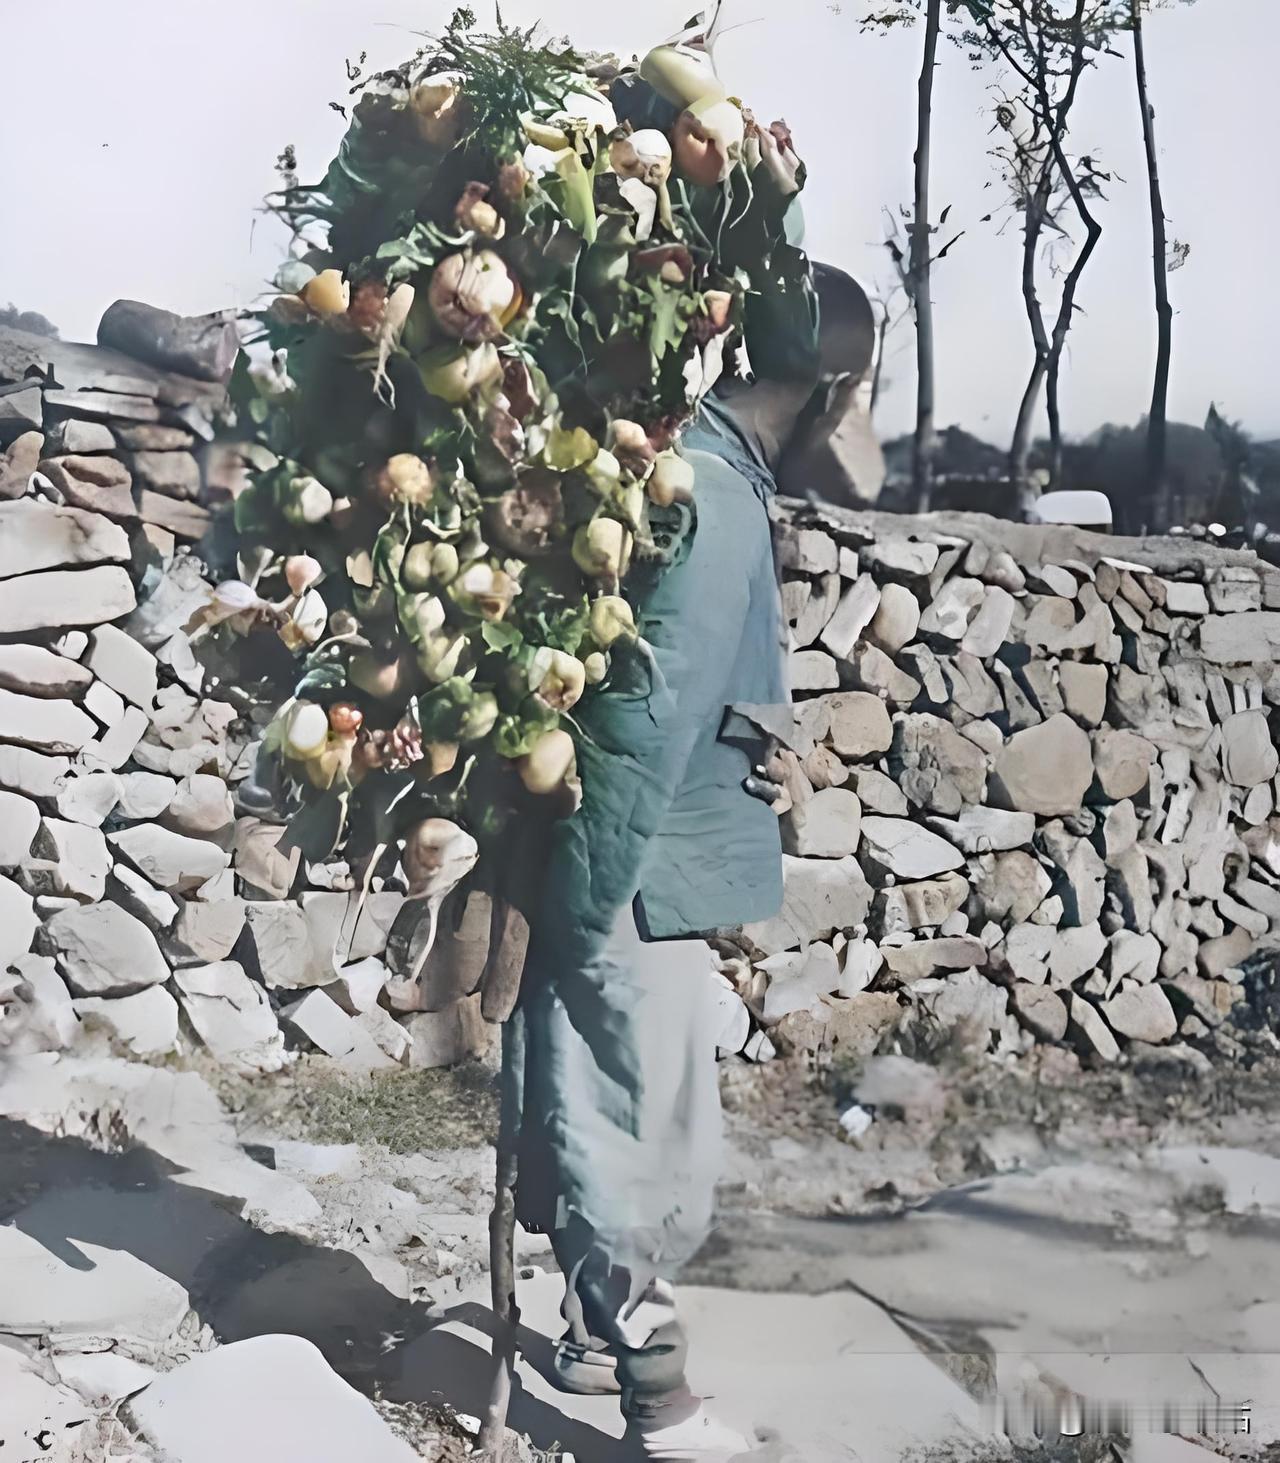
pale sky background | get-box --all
[2,0,1276,445]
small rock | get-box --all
[854,768,909,816]
[283,988,397,1069]
[75,985,180,1057]
[1058,662,1108,726]
[1155,578,1210,615]
[882,935,987,981]
[404,992,492,1068]
[162,773,235,841]
[109,823,230,892]
[1102,983,1177,1043]
[27,817,111,901]
[865,582,921,655]
[44,419,115,455]
[83,705,150,772]
[759,943,841,1020]
[46,901,170,996]
[1002,923,1055,983]
[301,890,405,968]
[1048,922,1107,987]
[325,957,391,1015]
[3,953,78,1051]
[109,863,180,931]
[877,871,969,935]
[167,898,246,966]
[0,643,94,699]
[824,990,904,1056]
[125,449,202,500]
[39,454,135,518]
[776,526,837,574]
[1110,928,1161,983]
[353,1004,412,1065]
[819,575,880,659]
[136,489,211,540]
[853,1054,945,1125]
[0,788,40,867]
[824,691,893,758]
[115,423,198,451]
[1068,994,1120,1062]
[1207,567,1261,614]
[838,1104,874,1138]
[782,787,862,858]
[926,807,1034,854]
[845,641,922,703]
[1093,729,1157,801]
[53,770,122,827]
[918,577,986,639]
[233,817,302,900]
[790,572,841,646]
[243,902,323,988]
[84,678,126,728]
[0,429,45,497]
[890,712,987,815]
[0,874,38,970]
[1010,983,1069,1041]
[84,623,160,709]
[991,713,1095,817]
[115,770,179,820]
[742,854,873,954]
[1221,709,1279,789]
[174,962,286,1073]
[860,816,964,879]
[790,649,839,690]
[1198,926,1254,980]
[865,539,940,577]
[959,585,1016,657]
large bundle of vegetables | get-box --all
[210,6,807,948]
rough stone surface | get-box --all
[0,686,99,755]
[0,874,38,971]
[85,622,160,708]
[109,823,230,892]
[74,984,180,1057]
[1093,729,1157,801]
[0,788,40,868]
[1221,709,1279,789]
[782,787,862,858]
[174,961,286,1073]
[991,714,1095,816]
[1102,983,1178,1043]
[0,643,94,699]
[46,901,169,996]
[859,817,964,879]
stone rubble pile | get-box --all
[4,313,1279,1079]
[715,501,1280,1065]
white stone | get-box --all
[167,898,246,965]
[790,649,840,690]
[1109,929,1161,984]
[115,770,179,820]
[743,855,873,955]
[174,961,286,1073]
[918,577,985,639]
[1048,922,1107,987]
[53,770,122,827]
[865,582,921,655]
[1093,728,1157,801]
[56,630,89,658]
[244,901,325,988]
[84,678,126,728]
[403,992,490,1068]
[865,539,940,577]
[1003,922,1055,983]
[0,744,70,799]
[1102,983,1177,1043]
[0,642,94,698]
[162,772,236,840]
[959,585,1016,657]
[74,985,180,1057]
[300,890,405,968]
[53,1350,157,1408]
[46,902,169,996]
[1058,661,1108,726]
[84,623,159,708]
[0,787,39,866]
[125,1335,420,1463]
[1199,612,1280,666]
[760,942,842,1020]
[110,862,180,930]
[992,714,1095,816]
[0,498,131,578]
[283,988,396,1068]
[1221,710,1279,789]
[1069,994,1120,1062]
[837,938,883,995]
[3,953,78,1051]
[854,768,909,816]
[324,956,390,1015]
[109,823,230,892]
[0,686,98,754]
[878,872,969,935]
[1157,578,1210,615]
[352,1004,412,1065]
[859,816,964,878]
[925,807,1034,854]
[0,874,38,973]
[28,817,111,901]
[776,526,837,574]
[819,575,880,659]
[0,564,136,633]
[824,691,893,758]
[82,704,149,770]
[882,936,987,982]
[782,787,862,857]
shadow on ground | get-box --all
[0,1118,629,1460]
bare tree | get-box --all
[0,304,59,339]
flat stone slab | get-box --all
[127,1335,420,1463]
[0,499,131,578]
[0,565,136,633]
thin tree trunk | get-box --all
[1133,0,1173,532]
[870,308,890,417]
[1010,167,1054,512]
[910,0,942,512]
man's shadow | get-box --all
[0,1118,627,1459]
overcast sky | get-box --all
[2,0,1276,445]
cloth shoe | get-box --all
[552,1330,621,1395]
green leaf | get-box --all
[481,619,524,653]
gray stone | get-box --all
[913,967,1007,1046]
[971,850,1051,923]
[109,863,180,931]
[174,962,286,1074]
[1199,612,1280,666]
[1198,925,1254,980]
[899,642,949,704]
[854,768,909,816]
[44,418,115,455]
[991,714,1095,816]
[74,985,180,1057]
[0,498,131,579]
[109,823,230,892]
[776,526,837,574]
[83,705,150,772]
[46,902,170,996]
[136,489,211,540]
[39,453,135,518]
[3,953,78,1052]
[300,891,406,968]
[1103,983,1177,1043]
[782,786,862,858]
[823,692,893,759]
[403,993,491,1068]
[1017,660,1065,720]
[0,428,44,498]
[960,585,1016,657]
[1003,922,1055,983]
[27,817,111,901]
[865,581,921,655]
[791,571,840,646]
[0,788,39,867]
[759,943,841,1020]
[865,539,939,577]
[918,577,985,639]
[125,449,201,500]
[846,641,922,703]
[282,988,396,1068]
[790,649,839,690]
[1048,922,1107,987]
[877,872,969,935]
[232,817,301,900]
[125,1334,420,1463]
[742,855,873,955]
[84,678,126,729]
[116,770,178,820]
[1027,564,1079,598]
[0,686,98,755]
[963,542,1026,593]
[325,957,391,1015]
[54,770,122,827]
[890,712,986,815]
[800,743,851,790]
[162,773,235,841]
[0,643,93,699]
[167,898,246,966]
[353,1004,412,1065]
[1221,710,1278,788]
[0,564,136,633]
[1103,799,1139,860]
[944,653,1003,718]
[0,386,43,443]
[1108,846,1156,931]
[1058,662,1108,726]
[1243,783,1274,825]
[1010,983,1069,1041]
[1207,567,1262,614]
[1154,578,1209,615]
[1109,929,1161,984]
[1040,823,1106,926]
[123,552,210,648]
[926,807,1034,855]
[859,816,964,879]
[1093,729,1157,801]
[84,623,159,709]
[244,901,323,988]
[0,874,38,971]
[820,574,881,659]
[1068,994,1120,1062]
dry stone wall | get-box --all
[3,319,1279,1077]
[726,500,1280,1065]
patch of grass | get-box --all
[215,1056,499,1153]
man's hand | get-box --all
[743,740,790,812]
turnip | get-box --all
[401,816,481,977]
[589,595,636,647]
[282,475,334,525]
[454,182,505,240]
[518,727,577,794]
[420,631,468,683]
[528,647,586,712]
[299,269,350,319]
[583,651,608,683]
[284,554,322,595]
[609,129,673,184]
[572,519,632,582]
[429,251,519,342]
[672,97,744,186]
[284,701,331,761]
[418,342,504,404]
[639,44,726,110]
[647,451,695,507]
[410,73,464,148]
